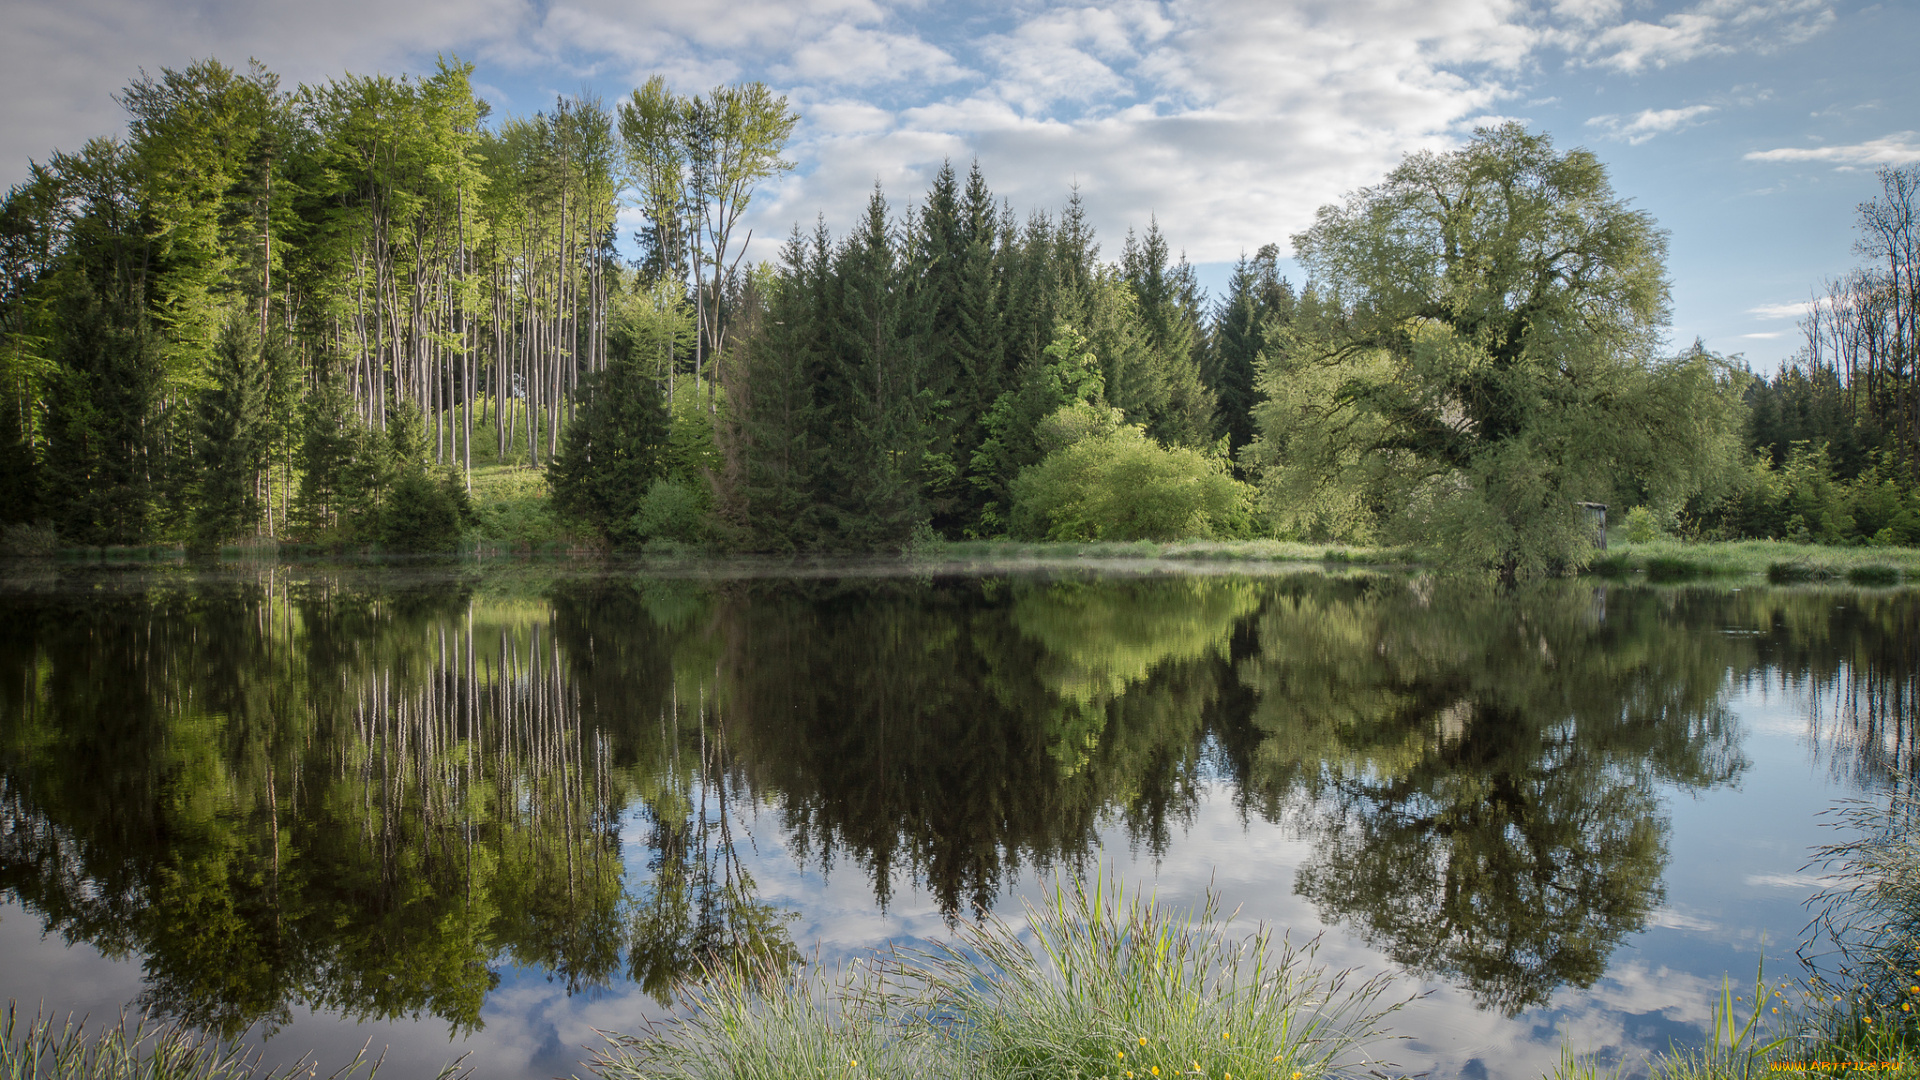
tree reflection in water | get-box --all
[0,567,1907,1037]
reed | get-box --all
[0,1003,468,1080]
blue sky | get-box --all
[4,0,1915,368]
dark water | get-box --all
[0,560,1914,1078]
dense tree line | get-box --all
[0,57,785,551]
[5,56,1907,568]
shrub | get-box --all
[1622,505,1663,543]
[1010,425,1251,542]
[627,477,709,547]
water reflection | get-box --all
[0,567,1912,1042]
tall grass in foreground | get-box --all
[589,875,1406,1080]
[0,1003,470,1080]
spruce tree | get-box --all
[738,228,828,550]
[1121,220,1214,448]
[193,317,273,547]
[549,321,673,545]
[817,186,926,548]
[1208,243,1294,455]
[41,284,163,546]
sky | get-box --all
[3,0,1915,369]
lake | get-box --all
[0,559,1912,1078]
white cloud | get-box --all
[782,25,971,87]
[1745,131,1920,167]
[1740,331,1786,339]
[0,0,526,178]
[1748,300,1812,319]
[1588,104,1716,144]
[0,0,1853,276]
[1567,0,1836,73]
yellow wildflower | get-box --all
[1152,1068,1160,1077]
[1140,1037,1149,1047]
[1119,1051,1126,1060]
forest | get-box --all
[2,57,1918,571]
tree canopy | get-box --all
[1249,124,1746,575]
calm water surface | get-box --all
[0,560,1914,1078]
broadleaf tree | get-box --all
[1250,124,1746,576]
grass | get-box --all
[1585,538,1920,583]
[0,1004,470,1080]
[588,874,1407,1080]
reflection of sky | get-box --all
[0,680,1865,1080]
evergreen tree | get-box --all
[947,162,1007,534]
[737,227,829,550]
[293,374,363,537]
[193,317,273,547]
[549,324,673,545]
[908,162,967,527]
[1120,220,1214,448]
[815,186,926,548]
[41,284,163,546]
[1208,244,1295,456]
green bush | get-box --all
[1009,425,1251,542]
[627,477,710,547]
[1622,505,1663,543]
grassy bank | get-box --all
[1582,537,1920,584]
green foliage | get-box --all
[1256,125,1746,576]
[1708,444,1920,546]
[292,376,364,539]
[630,477,708,546]
[1010,422,1251,542]
[971,320,1108,529]
[1622,505,1664,544]
[40,278,164,546]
